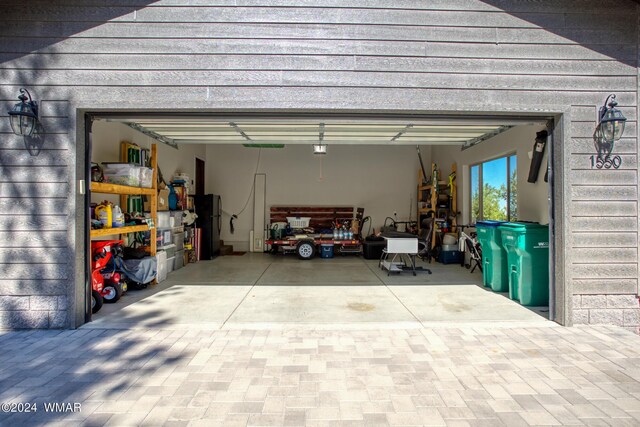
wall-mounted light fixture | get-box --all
[7,88,45,156]
[593,94,627,158]
[313,143,327,155]
[8,88,39,136]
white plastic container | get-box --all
[167,257,175,273]
[139,167,153,188]
[102,163,140,187]
[156,250,167,282]
[157,211,171,229]
[287,216,311,228]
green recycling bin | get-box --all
[475,220,508,292]
[499,222,549,306]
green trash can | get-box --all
[475,220,508,292]
[499,222,549,306]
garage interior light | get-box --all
[313,144,327,155]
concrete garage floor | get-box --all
[89,253,549,330]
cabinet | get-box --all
[417,162,457,249]
[90,144,158,257]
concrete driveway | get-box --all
[1,256,639,425]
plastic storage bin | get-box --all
[156,250,167,282]
[157,212,171,229]
[476,220,508,292]
[499,222,549,306]
[139,167,153,188]
[167,257,175,273]
[320,244,334,258]
[174,249,184,269]
[102,163,140,187]
[172,232,184,251]
[159,243,176,259]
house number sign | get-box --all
[590,155,622,169]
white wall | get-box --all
[432,125,550,225]
[91,121,206,206]
[206,144,432,249]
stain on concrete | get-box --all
[348,302,375,312]
[441,301,471,313]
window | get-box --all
[471,154,517,223]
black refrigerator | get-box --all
[194,194,221,259]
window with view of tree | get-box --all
[471,155,517,223]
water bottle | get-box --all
[333,227,338,240]
[338,228,344,240]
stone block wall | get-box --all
[0,296,67,329]
[572,294,640,334]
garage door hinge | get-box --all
[79,180,86,195]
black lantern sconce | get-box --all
[7,88,45,156]
[8,88,39,136]
[593,94,627,159]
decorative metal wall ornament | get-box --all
[593,94,626,160]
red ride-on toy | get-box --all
[91,240,128,313]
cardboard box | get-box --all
[157,188,170,211]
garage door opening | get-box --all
[82,112,557,329]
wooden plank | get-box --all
[0,86,637,113]
[572,201,637,217]
[0,215,68,231]
[572,232,638,248]
[0,199,68,215]
[0,166,68,182]
[572,248,637,264]
[569,137,636,155]
[90,224,149,237]
[0,118,71,135]
[572,263,638,279]
[571,216,637,232]
[570,170,637,186]
[4,69,635,92]
[3,0,633,14]
[0,150,69,167]
[2,0,632,14]
[571,186,637,201]
[90,181,156,196]
[3,37,636,62]
[2,21,636,47]
[0,183,68,198]
[0,134,70,151]
[150,143,157,257]
[571,121,636,138]
[0,248,71,262]
[0,231,68,248]
[573,279,638,295]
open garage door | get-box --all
[84,112,558,329]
